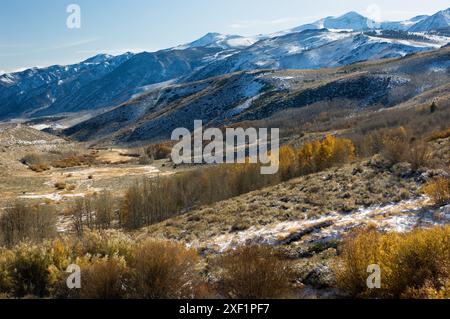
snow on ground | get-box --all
[61,165,164,179]
[201,197,450,252]
[225,93,263,117]
[30,123,68,131]
[226,36,259,48]
[366,36,443,49]
[19,192,85,201]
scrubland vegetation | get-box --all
[216,245,295,299]
[0,93,449,299]
[0,224,448,299]
[422,177,450,205]
[0,231,295,299]
[120,135,355,229]
[336,226,450,299]
[20,148,98,172]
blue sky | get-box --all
[1,0,449,73]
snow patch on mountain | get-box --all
[176,32,261,50]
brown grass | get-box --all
[427,128,450,142]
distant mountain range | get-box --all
[0,8,449,138]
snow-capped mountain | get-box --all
[0,46,225,118]
[185,28,448,82]
[176,32,261,50]
[0,52,134,118]
[409,8,450,32]
[380,15,429,31]
[63,45,450,144]
[0,8,449,121]
[323,11,376,31]
[288,10,449,34]
[288,11,376,33]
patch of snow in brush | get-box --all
[227,93,263,116]
[31,123,68,131]
[430,67,446,73]
[143,165,162,174]
[31,124,50,130]
[366,36,441,48]
[15,139,49,145]
[202,197,450,252]
[19,193,85,201]
[273,76,295,80]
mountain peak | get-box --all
[341,11,365,18]
[177,32,259,50]
[83,54,113,64]
[323,11,374,31]
[187,32,228,48]
[409,7,450,32]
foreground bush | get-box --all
[0,233,209,299]
[129,240,200,299]
[216,245,294,299]
[79,255,129,299]
[8,244,56,298]
[422,177,450,205]
[336,226,450,298]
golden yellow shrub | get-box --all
[336,226,450,299]
[422,177,450,205]
[298,135,355,174]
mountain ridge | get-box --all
[1,8,449,124]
